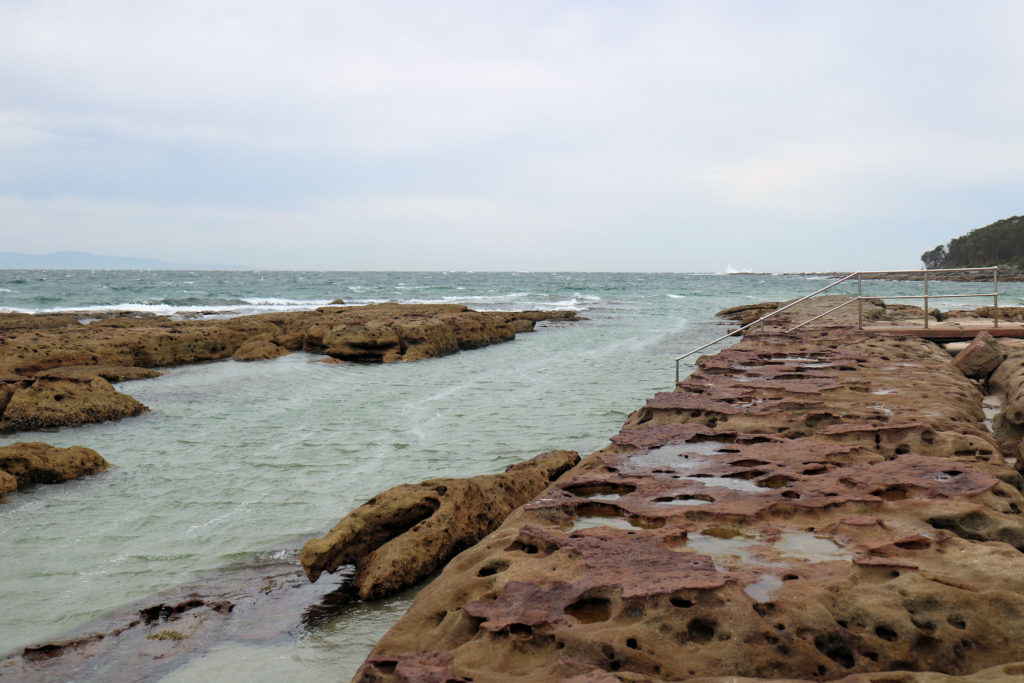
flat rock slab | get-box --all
[356,327,1024,681]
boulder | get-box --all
[329,298,345,305]
[301,450,580,599]
[952,331,1005,379]
[0,377,147,432]
[231,340,290,362]
[0,442,110,489]
[0,469,15,495]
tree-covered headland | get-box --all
[922,215,1024,269]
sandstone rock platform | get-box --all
[355,301,1024,681]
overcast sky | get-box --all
[1,1,1021,271]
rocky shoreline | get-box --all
[0,304,579,434]
[1,450,580,681]
[349,298,1024,681]
[11,297,1024,680]
[0,302,583,677]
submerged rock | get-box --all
[1,540,350,681]
[0,442,110,491]
[301,450,580,600]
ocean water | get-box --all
[0,270,1018,680]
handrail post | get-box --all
[994,267,1000,328]
[857,273,863,330]
[923,272,929,329]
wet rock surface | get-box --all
[0,544,355,681]
[0,452,581,679]
[357,311,1024,680]
[0,442,110,494]
[301,450,580,599]
[0,305,578,432]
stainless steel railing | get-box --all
[674,266,999,384]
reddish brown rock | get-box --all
[301,450,580,600]
[952,331,1004,379]
[0,442,110,489]
[358,322,1024,681]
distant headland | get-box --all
[921,215,1024,270]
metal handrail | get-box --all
[674,266,1000,384]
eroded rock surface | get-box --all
[357,324,1024,681]
[301,450,580,599]
[0,305,578,431]
[0,442,110,492]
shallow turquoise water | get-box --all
[1,271,1019,679]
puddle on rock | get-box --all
[630,442,734,471]
[687,534,758,562]
[575,492,622,501]
[872,388,896,395]
[676,531,851,566]
[689,475,764,493]
[652,495,713,507]
[566,515,661,532]
[774,533,851,561]
[744,574,784,603]
[982,395,1003,435]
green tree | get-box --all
[920,244,947,269]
